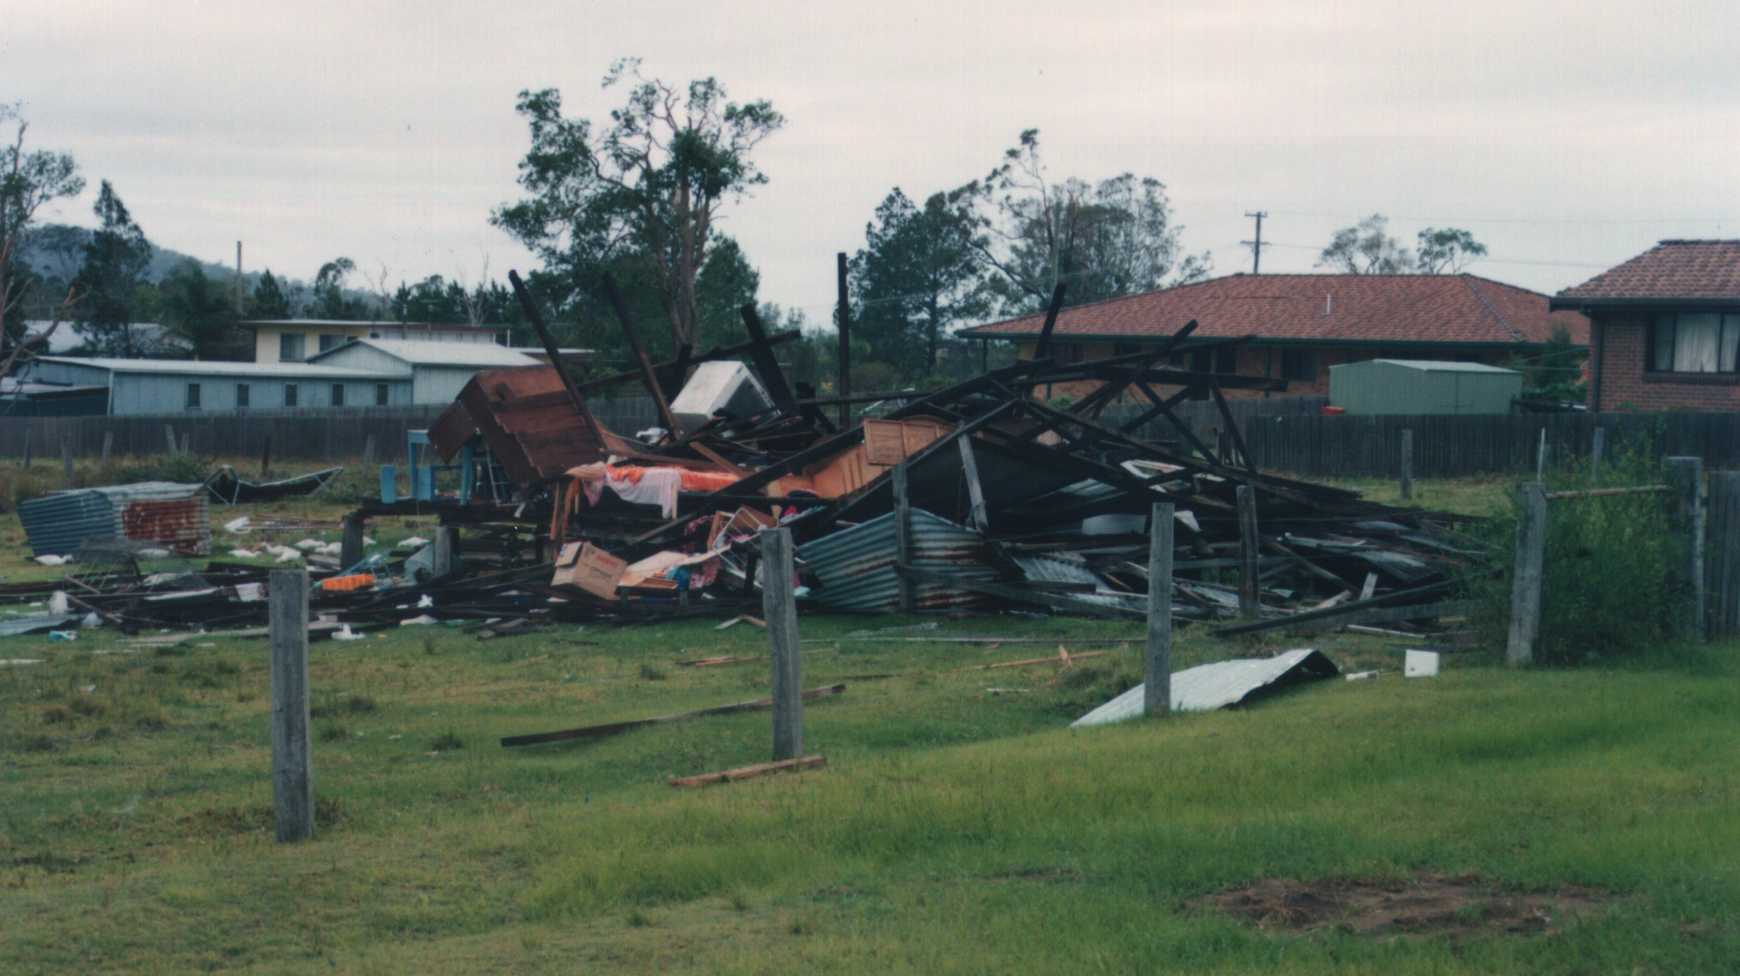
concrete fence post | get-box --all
[1506,482,1548,667]
[760,527,803,761]
[1665,457,1705,640]
[269,569,314,842]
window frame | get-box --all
[1280,348,1315,382]
[284,383,299,408]
[235,383,250,410]
[279,333,306,363]
[375,383,390,406]
[331,383,346,407]
[185,382,201,410]
[1647,311,1740,375]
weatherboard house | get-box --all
[18,339,537,416]
[961,273,1588,400]
[1550,240,1740,412]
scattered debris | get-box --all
[500,684,847,747]
[1194,874,1612,938]
[1404,650,1441,678]
[670,754,827,788]
[1071,648,1339,727]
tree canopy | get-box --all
[159,259,235,358]
[850,188,986,378]
[72,180,152,355]
[1,103,84,356]
[492,58,784,351]
[1318,214,1488,274]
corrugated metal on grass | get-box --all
[797,508,999,611]
[19,482,209,556]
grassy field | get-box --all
[4,474,1737,973]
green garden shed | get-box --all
[1328,359,1522,415]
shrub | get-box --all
[1464,447,1688,665]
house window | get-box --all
[1280,349,1315,382]
[185,383,201,410]
[279,333,306,362]
[236,383,250,409]
[1650,312,1740,373]
[284,383,299,407]
[331,384,346,407]
[318,333,343,353]
[375,383,390,406]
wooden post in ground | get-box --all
[1236,484,1260,618]
[760,527,803,761]
[892,461,916,613]
[433,526,457,577]
[1590,426,1605,482]
[165,424,178,457]
[61,438,74,486]
[957,436,989,532]
[1506,482,1548,667]
[1535,427,1547,485]
[1665,456,1705,640]
[1144,502,1175,717]
[260,434,272,477]
[340,515,364,570]
[362,433,377,465]
[835,252,851,429]
[269,569,313,843]
[99,430,113,467]
[1399,428,1414,501]
[21,427,31,467]
[181,431,191,456]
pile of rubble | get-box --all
[1,278,1487,642]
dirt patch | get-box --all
[1196,873,1612,939]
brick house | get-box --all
[961,273,1588,400]
[1550,240,1740,412]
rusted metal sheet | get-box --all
[19,482,209,556]
[119,498,209,554]
[797,508,998,611]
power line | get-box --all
[1240,210,1268,274]
[1265,209,1736,228]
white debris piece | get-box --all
[295,539,324,552]
[396,536,429,550]
[34,555,69,566]
[234,583,263,603]
[48,591,70,614]
[228,549,259,559]
[1404,650,1441,678]
[334,624,365,641]
[275,549,303,563]
[399,614,439,626]
[1072,648,1340,728]
[318,542,342,557]
[136,548,170,559]
[223,516,252,533]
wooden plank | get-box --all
[1506,483,1547,666]
[1145,502,1174,717]
[269,569,313,843]
[340,515,364,570]
[761,527,804,761]
[500,685,847,747]
[670,754,826,788]
[892,462,917,613]
[600,273,681,434]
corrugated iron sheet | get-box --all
[1070,648,1340,728]
[797,508,1000,611]
[19,482,208,556]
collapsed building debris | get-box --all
[4,275,1488,641]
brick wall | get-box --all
[1594,313,1740,412]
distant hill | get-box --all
[20,223,251,286]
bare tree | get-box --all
[1,103,85,354]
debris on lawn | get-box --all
[499,683,848,747]
[1071,648,1340,727]
[1404,650,1442,678]
[1194,873,1613,938]
[669,754,827,788]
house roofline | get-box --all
[1548,296,1740,311]
[961,333,1584,351]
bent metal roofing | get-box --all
[31,356,399,379]
[1553,240,1740,304]
[962,273,1587,347]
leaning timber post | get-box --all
[99,430,113,467]
[1590,426,1605,483]
[269,569,314,843]
[165,424,178,457]
[61,438,74,486]
[1144,502,1175,717]
[835,251,852,429]
[892,461,917,614]
[340,515,364,570]
[1665,457,1705,640]
[1236,484,1260,618]
[433,525,458,578]
[1506,482,1548,667]
[957,436,990,532]
[1535,427,1547,485]
[1399,428,1414,501]
[760,527,803,761]
[181,431,191,457]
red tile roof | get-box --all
[1554,240,1740,304]
[962,273,1588,347]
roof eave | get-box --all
[1549,296,1740,311]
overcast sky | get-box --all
[8,0,1738,323]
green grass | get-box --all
[2,594,1737,973]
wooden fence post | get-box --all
[1665,457,1705,640]
[892,461,916,613]
[269,569,313,843]
[433,526,457,577]
[20,427,31,467]
[164,424,178,456]
[1399,428,1414,501]
[362,433,377,466]
[1590,427,1605,482]
[1506,483,1548,667]
[1236,484,1259,618]
[1145,502,1174,717]
[61,439,74,486]
[760,527,804,760]
[1707,472,1740,639]
[99,430,113,467]
[340,516,364,570]
[1535,427,1547,485]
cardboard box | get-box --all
[552,541,627,601]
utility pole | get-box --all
[235,241,244,315]
[1241,211,1268,274]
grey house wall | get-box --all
[110,375,413,414]
[312,345,481,405]
[27,360,111,387]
